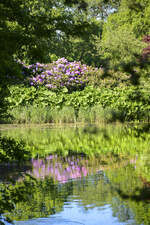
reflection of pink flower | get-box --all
[57,173,62,181]
[46,155,53,160]
[82,167,88,176]
[33,168,40,178]
[70,161,74,166]
[66,167,71,172]
[30,155,99,183]
[50,167,54,174]
[38,159,43,167]
[41,164,46,173]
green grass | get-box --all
[7,105,125,124]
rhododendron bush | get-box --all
[25,58,94,92]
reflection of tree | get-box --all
[0,131,30,223]
[126,123,150,139]
[0,136,31,162]
[6,155,101,220]
[0,135,32,224]
[0,163,32,181]
[0,175,37,224]
[116,186,150,202]
[111,197,133,223]
[1,125,149,159]
[7,170,115,221]
[106,165,150,225]
[7,176,73,221]
[111,190,150,225]
[72,172,114,209]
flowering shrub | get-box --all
[18,61,46,77]
[29,58,90,91]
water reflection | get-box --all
[29,156,101,183]
[0,124,150,225]
[0,124,149,160]
[0,155,150,225]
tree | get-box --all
[0,0,94,119]
[47,17,103,67]
[0,0,93,75]
[96,0,150,71]
[97,25,145,70]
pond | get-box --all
[0,124,150,225]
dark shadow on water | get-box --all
[0,163,32,182]
[116,186,150,202]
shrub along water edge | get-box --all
[6,85,150,124]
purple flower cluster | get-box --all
[29,58,89,91]
[17,60,47,80]
[27,62,46,74]
[25,62,46,77]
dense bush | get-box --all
[25,58,92,92]
[17,58,136,91]
[6,85,150,123]
[4,58,150,124]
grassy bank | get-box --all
[4,85,150,124]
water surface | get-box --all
[0,124,150,225]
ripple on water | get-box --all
[14,218,85,225]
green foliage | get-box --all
[1,0,150,123]
[0,85,10,123]
[0,136,31,162]
[97,25,145,71]
[6,85,150,123]
[119,0,150,37]
[96,0,150,76]
[0,175,38,224]
[47,19,103,67]
[0,0,94,79]
[1,175,72,222]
